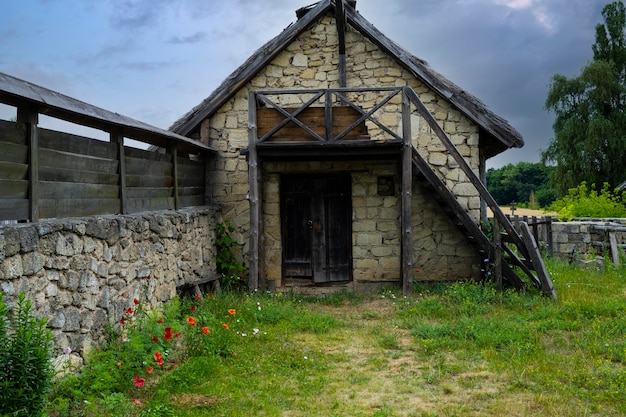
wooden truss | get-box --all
[246,86,556,299]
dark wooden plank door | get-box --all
[281,175,352,283]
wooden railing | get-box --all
[248,86,555,297]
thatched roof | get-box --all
[170,0,523,156]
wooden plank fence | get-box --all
[0,119,207,222]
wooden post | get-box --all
[248,91,260,290]
[401,88,413,296]
[546,216,553,256]
[531,216,539,243]
[519,222,556,299]
[335,0,347,88]
[110,130,127,214]
[170,144,180,210]
[494,219,502,293]
[609,231,620,267]
[17,107,38,222]
[325,90,333,140]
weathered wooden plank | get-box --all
[0,179,28,199]
[39,181,120,199]
[171,145,179,210]
[19,107,39,222]
[39,166,118,185]
[401,89,413,296]
[0,199,29,221]
[126,187,172,199]
[494,219,502,292]
[177,160,205,178]
[0,141,28,164]
[0,161,29,180]
[125,197,175,213]
[125,156,172,176]
[125,146,173,162]
[257,107,368,141]
[39,128,117,159]
[39,198,120,219]
[609,231,621,267]
[519,222,556,299]
[248,90,260,290]
[126,174,173,188]
[40,148,118,174]
[0,120,26,145]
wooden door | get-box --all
[281,175,352,283]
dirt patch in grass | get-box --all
[293,298,510,416]
[172,393,220,408]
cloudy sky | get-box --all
[0,0,608,167]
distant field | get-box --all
[489,206,557,217]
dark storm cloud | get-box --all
[354,0,606,166]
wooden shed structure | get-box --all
[171,0,554,296]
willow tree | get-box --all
[543,0,626,196]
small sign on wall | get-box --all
[377,176,395,196]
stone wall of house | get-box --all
[263,160,404,289]
[199,12,483,283]
[0,207,219,365]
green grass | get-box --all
[47,258,626,416]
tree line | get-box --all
[488,1,626,213]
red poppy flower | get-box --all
[222,323,229,329]
[175,332,181,338]
[157,357,164,366]
[190,305,197,312]
[156,318,164,324]
[146,366,153,374]
[187,317,197,326]
[133,298,140,305]
[133,376,145,387]
[153,351,162,362]
[202,326,209,334]
[195,295,202,300]
[126,308,134,314]
[152,336,159,342]
[228,309,236,316]
[209,293,214,298]
[120,318,126,325]
[163,328,173,341]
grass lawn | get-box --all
[47,257,626,416]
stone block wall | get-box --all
[0,207,218,364]
[550,219,626,259]
[502,217,626,260]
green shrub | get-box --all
[215,220,248,290]
[0,293,53,417]
[549,181,626,219]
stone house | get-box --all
[170,0,529,294]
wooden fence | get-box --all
[0,119,206,222]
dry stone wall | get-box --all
[199,12,484,284]
[0,207,218,365]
